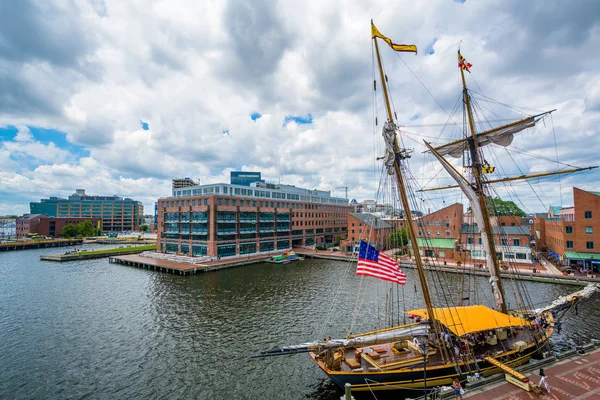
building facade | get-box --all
[543,188,600,270]
[157,180,351,258]
[30,189,143,232]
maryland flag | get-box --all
[458,50,472,72]
[371,23,417,54]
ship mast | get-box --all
[458,53,508,313]
[372,28,437,324]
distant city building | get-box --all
[157,173,351,257]
[30,189,143,232]
[15,214,43,238]
[230,171,264,187]
[172,178,198,190]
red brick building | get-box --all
[341,213,395,253]
[16,214,101,238]
[16,214,44,238]
[544,188,600,270]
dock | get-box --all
[0,239,83,252]
[41,245,156,262]
[109,252,281,275]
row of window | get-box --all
[162,198,348,211]
[565,226,595,234]
[566,241,595,249]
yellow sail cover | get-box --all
[407,305,532,337]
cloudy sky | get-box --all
[1,0,599,216]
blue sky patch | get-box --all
[454,0,466,3]
[140,120,149,130]
[425,38,438,55]
[409,113,421,121]
[283,113,313,126]
[0,125,90,159]
[250,112,262,121]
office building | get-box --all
[30,189,143,232]
[157,175,351,257]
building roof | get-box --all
[460,224,529,236]
[17,214,43,221]
[564,251,600,260]
[533,212,547,218]
[550,206,561,216]
[416,238,457,249]
[350,213,392,229]
[590,191,600,197]
[407,305,532,337]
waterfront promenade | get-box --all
[464,346,600,399]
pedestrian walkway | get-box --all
[465,347,600,399]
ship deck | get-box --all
[337,325,550,373]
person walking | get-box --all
[539,368,550,393]
[452,377,463,399]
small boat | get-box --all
[266,251,304,264]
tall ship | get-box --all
[255,22,599,395]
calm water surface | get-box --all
[1,246,599,400]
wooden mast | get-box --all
[459,54,508,313]
[372,26,437,326]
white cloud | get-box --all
[0,0,599,216]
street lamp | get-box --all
[420,341,428,399]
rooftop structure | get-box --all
[172,178,198,190]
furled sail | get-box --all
[253,323,428,358]
[534,283,600,315]
[423,141,506,311]
[433,111,553,158]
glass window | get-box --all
[501,238,508,246]
[218,199,222,205]
[467,237,473,244]
[566,226,573,234]
[204,199,208,205]
[584,211,592,219]
[586,241,594,249]
[446,231,450,236]
[436,231,440,236]
[513,238,521,246]
[232,200,236,206]
[566,240,574,248]
[585,226,593,234]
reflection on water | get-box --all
[1,247,598,400]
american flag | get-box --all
[356,241,406,285]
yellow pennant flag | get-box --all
[371,23,417,54]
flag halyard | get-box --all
[356,241,406,285]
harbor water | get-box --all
[1,245,599,399]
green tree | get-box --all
[140,224,149,232]
[78,220,96,237]
[388,228,409,250]
[468,196,526,217]
[60,223,79,238]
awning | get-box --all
[416,238,457,249]
[407,305,532,337]
[564,251,600,260]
